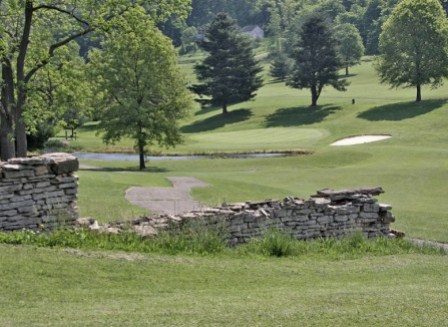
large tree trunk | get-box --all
[416,84,422,102]
[311,86,319,107]
[138,139,146,170]
[137,121,146,170]
[1,61,16,160]
[15,94,27,157]
[0,116,15,161]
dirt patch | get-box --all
[62,249,148,261]
[125,177,209,215]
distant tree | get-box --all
[270,51,291,81]
[192,13,263,114]
[335,23,365,76]
[287,15,348,106]
[180,26,199,54]
[267,5,283,52]
[90,8,192,170]
[441,0,448,14]
[375,0,448,102]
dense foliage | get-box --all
[90,8,192,170]
[0,0,190,160]
[192,13,263,114]
[375,0,448,102]
[287,15,348,106]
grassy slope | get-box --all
[5,53,448,326]
[73,59,448,242]
[1,245,448,326]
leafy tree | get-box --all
[287,14,348,106]
[335,23,365,76]
[180,26,199,54]
[192,13,263,114]
[25,43,92,147]
[90,7,192,170]
[375,0,448,102]
[0,0,190,161]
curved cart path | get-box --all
[125,177,209,215]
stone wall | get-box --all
[0,153,79,231]
[93,187,396,244]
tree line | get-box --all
[192,0,448,111]
[1,0,448,168]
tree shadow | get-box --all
[181,109,253,133]
[78,122,100,132]
[194,104,222,116]
[265,105,341,127]
[358,99,446,121]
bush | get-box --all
[44,139,71,152]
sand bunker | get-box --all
[331,135,391,146]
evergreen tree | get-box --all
[287,15,348,107]
[270,51,291,81]
[192,13,263,114]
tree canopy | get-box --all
[287,14,348,106]
[375,0,448,102]
[192,13,263,114]
[0,0,190,160]
[334,23,364,76]
[90,7,192,170]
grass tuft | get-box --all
[0,227,444,259]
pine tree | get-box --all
[287,14,348,107]
[192,13,263,115]
[269,51,290,81]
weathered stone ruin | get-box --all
[0,153,79,231]
[85,186,396,244]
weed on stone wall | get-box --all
[0,227,445,259]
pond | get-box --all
[73,151,306,161]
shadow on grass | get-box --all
[265,105,341,127]
[194,104,222,116]
[181,109,253,133]
[78,122,100,132]
[358,99,446,121]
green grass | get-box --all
[1,243,448,326]
[51,58,448,242]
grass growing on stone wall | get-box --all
[0,228,443,258]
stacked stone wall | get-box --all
[0,153,79,231]
[96,187,396,244]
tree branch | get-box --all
[33,5,90,26]
[24,27,92,83]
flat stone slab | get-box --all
[125,177,209,215]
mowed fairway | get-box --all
[74,58,448,242]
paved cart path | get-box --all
[125,177,209,215]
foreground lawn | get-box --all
[1,244,447,326]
